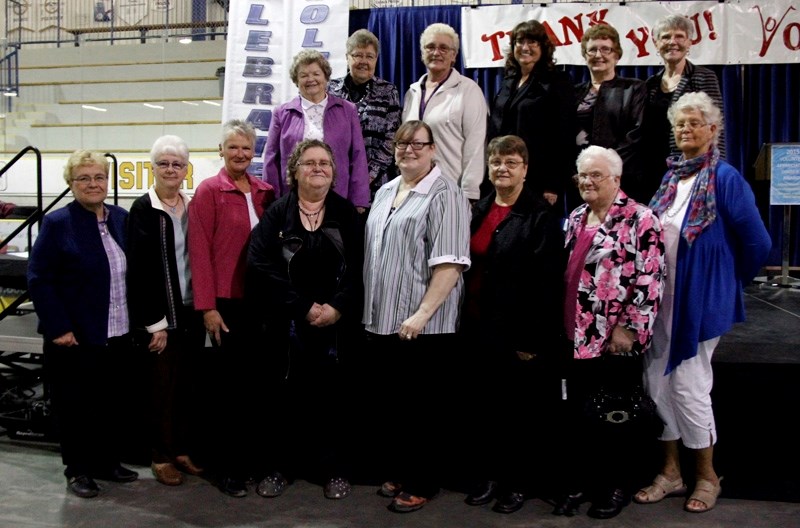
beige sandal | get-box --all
[685,478,721,513]
[633,474,688,504]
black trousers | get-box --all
[43,335,135,478]
[361,332,459,499]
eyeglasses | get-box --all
[514,39,540,49]
[489,159,524,170]
[573,171,611,184]
[395,141,433,151]
[349,52,377,61]
[297,160,333,169]
[72,175,108,185]
[585,46,615,56]
[673,120,709,131]
[155,161,187,171]
[424,43,453,54]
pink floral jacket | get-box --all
[565,190,665,359]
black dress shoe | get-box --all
[465,480,498,506]
[492,491,525,514]
[587,488,630,519]
[552,491,585,516]
[67,475,99,498]
[93,465,138,483]
[220,476,248,498]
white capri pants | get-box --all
[644,307,720,450]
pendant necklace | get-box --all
[159,195,180,214]
[299,203,324,231]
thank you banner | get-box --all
[462,1,800,68]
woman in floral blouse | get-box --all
[554,145,665,520]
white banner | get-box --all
[462,1,800,68]
[222,0,349,178]
[0,156,225,198]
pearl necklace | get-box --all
[664,178,695,220]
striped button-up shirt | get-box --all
[363,165,471,335]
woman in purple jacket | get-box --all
[263,49,370,210]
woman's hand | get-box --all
[398,312,428,340]
[608,325,636,355]
[52,332,78,347]
[203,309,228,344]
[148,330,168,354]
[309,303,341,327]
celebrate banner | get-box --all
[222,0,349,177]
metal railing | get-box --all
[3,0,229,48]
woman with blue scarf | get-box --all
[634,92,771,513]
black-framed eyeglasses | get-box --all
[395,141,433,151]
[155,161,187,171]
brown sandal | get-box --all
[685,478,721,513]
[634,474,687,504]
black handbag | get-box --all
[583,383,657,425]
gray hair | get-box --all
[150,135,189,165]
[420,23,459,55]
[221,119,256,148]
[346,29,380,56]
[667,91,722,137]
[289,49,332,85]
[576,145,623,178]
[652,14,694,41]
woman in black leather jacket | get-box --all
[247,139,363,502]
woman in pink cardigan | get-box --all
[188,118,274,498]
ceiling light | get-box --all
[81,105,107,112]
[144,103,165,109]
[3,90,17,97]
[179,36,192,44]
[202,100,221,106]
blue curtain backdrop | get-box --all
[349,6,800,267]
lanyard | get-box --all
[419,69,452,119]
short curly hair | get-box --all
[289,49,332,85]
[63,150,109,184]
[580,24,623,59]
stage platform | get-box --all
[0,282,798,504]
